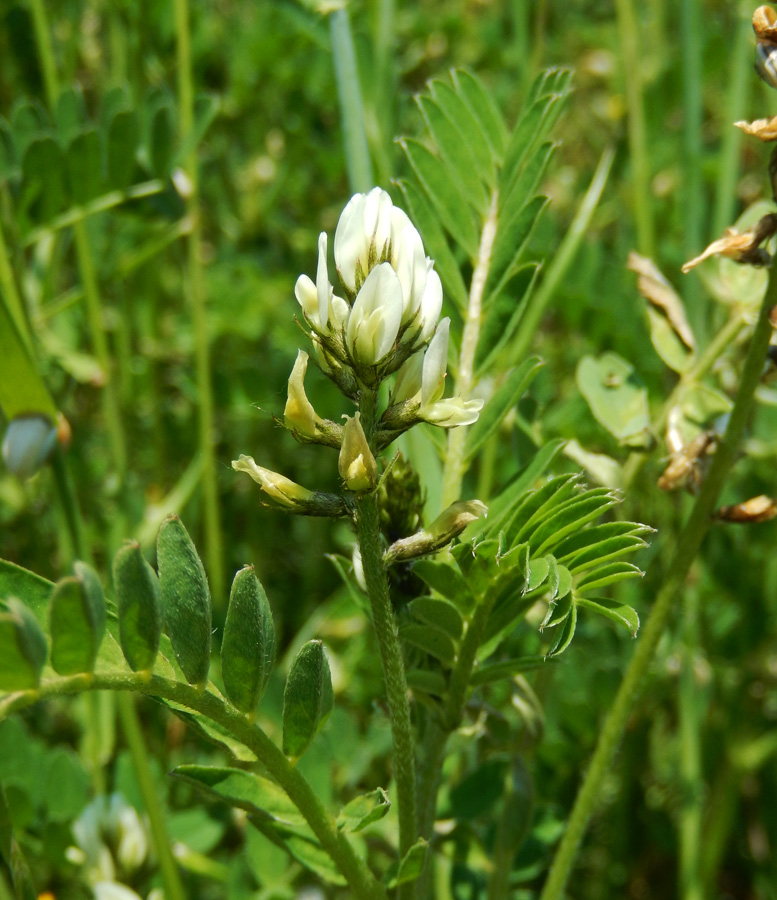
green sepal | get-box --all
[221,565,275,713]
[156,514,211,685]
[49,563,106,675]
[113,541,162,673]
[282,640,334,759]
[385,838,428,888]
[0,598,47,691]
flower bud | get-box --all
[233,455,315,507]
[284,350,322,438]
[345,263,404,365]
[338,412,378,492]
[2,414,59,479]
[384,500,488,565]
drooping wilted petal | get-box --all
[284,350,321,437]
[232,455,315,507]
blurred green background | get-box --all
[1,1,777,898]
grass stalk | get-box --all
[539,260,777,900]
[615,0,655,258]
[27,0,59,110]
[0,215,31,349]
[510,144,614,368]
[174,0,225,604]
[330,8,374,193]
[116,693,187,900]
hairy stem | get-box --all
[441,191,499,507]
[539,264,777,900]
[0,673,385,900]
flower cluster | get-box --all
[232,187,485,556]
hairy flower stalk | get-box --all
[232,186,486,867]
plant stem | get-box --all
[1,673,386,900]
[28,0,59,110]
[441,192,499,507]
[510,144,614,368]
[174,0,225,605]
[539,263,777,900]
[354,391,417,860]
[0,214,31,349]
[73,219,128,481]
[615,0,655,258]
[331,8,374,193]
[117,693,187,900]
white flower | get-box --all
[338,412,378,492]
[345,263,404,365]
[334,188,394,292]
[295,232,335,330]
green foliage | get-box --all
[112,541,163,673]
[157,514,212,685]
[221,565,276,713]
[0,598,47,691]
[49,563,106,675]
[282,640,334,759]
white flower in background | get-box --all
[232,455,315,507]
[393,318,484,427]
[338,412,378,491]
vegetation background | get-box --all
[1,1,776,898]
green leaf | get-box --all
[66,128,103,206]
[465,357,544,461]
[416,94,489,214]
[646,305,695,374]
[481,439,566,538]
[506,474,582,545]
[576,352,651,447]
[450,538,501,597]
[148,98,174,177]
[540,590,573,630]
[475,263,540,375]
[156,514,211,685]
[249,816,346,886]
[406,668,447,696]
[553,521,654,560]
[174,93,220,166]
[428,79,495,185]
[396,178,469,311]
[526,556,550,591]
[0,598,47,691]
[531,490,621,556]
[337,788,390,833]
[385,838,428,889]
[400,623,456,665]
[576,562,644,593]
[411,559,475,613]
[470,655,554,685]
[49,567,106,675]
[486,194,548,301]
[282,641,334,758]
[562,534,649,574]
[408,596,464,639]
[546,601,577,657]
[498,141,556,243]
[10,98,48,157]
[107,108,140,190]
[221,565,275,713]
[20,136,67,224]
[577,596,640,637]
[173,765,307,829]
[399,137,479,258]
[452,69,507,158]
[113,541,162,673]
[0,783,11,865]
[0,117,16,181]
[55,86,86,145]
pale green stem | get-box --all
[539,264,777,900]
[28,0,59,110]
[712,2,752,238]
[441,192,499,507]
[0,673,386,900]
[678,591,704,900]
[331,8,374,193]
[73,218,127,479]
[615,0,655,258]
[510,144,614,368]
[174,0,225,604]
[117,693,187,900]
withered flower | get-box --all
[681,214,777,272]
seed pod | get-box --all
[49,563,106,675]
[221,566,275,713]
[156,515,211,685]
[282,640,334,759]
[0,597,48,691]
[113,541,162,673]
